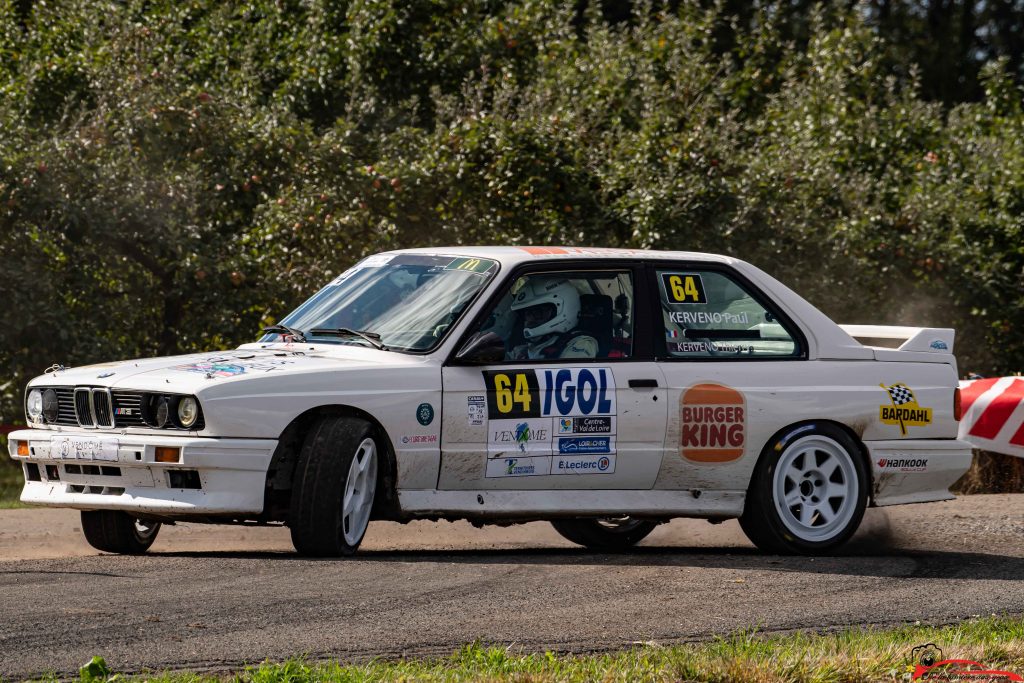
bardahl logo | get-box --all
[879,383,933,436]
[680,383,745,463]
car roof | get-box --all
[387,246,739,268]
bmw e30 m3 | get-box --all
[8,247,973,556]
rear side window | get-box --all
[657,269,800,359]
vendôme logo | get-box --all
[680,383,745,463]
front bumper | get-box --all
[7,428,276,516]
[867,438,973,506]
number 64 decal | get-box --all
[661,273,707,304]
[483,370,540,418]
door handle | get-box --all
[628,379,659,388]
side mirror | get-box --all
[455,331,506,364]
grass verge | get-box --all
[29,616,1024,683]
[0,445,25,508]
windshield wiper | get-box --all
[261,324,307,342]
[309,327,386,350]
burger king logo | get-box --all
[680,383,746,463]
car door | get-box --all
[439,262,667,490]
[647,263,811,493]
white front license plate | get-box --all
[52,436,119,462]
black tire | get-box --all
[551,517,658,551]
[289,416,379,557]
[80,511,160,554]
[740,423,868,555]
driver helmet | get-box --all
[510,278,582,341]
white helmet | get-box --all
[511,278,581,340]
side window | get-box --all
[477,271,634,361]
[657,269,799,358]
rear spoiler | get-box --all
[838,325,955,354]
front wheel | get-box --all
[740,424,867,555]
[80,511,161,554]
[551,516,658,550]
[289,416,379,557]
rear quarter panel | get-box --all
[654,358,960,491]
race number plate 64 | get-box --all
[483,368,616,420]
[51,435,119,462]
[661,273,707,304]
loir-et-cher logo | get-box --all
[680,383,745,463]
[909,642,1023,681]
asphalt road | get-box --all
[1,494,1023,680]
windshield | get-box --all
[264,253,499,352]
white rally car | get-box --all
[8,247,973,556]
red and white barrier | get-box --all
[958,377,1024,459]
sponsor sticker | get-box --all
[485,456,552,478]
[327,268,357,286]
[557,436,613,454]
[400,434,439,445]
[416,403,435,426]
[173,357,294,376]
[488,418,553,457]
[671,341,753,354]
[557,416,614,435]
[359,254,393,268]
[680,383,746,463]
[669,310,749,325]
[661,273,707,304]
[879,383,933,436]
[876,457,927,472]
[52,436,119,462]
[929,339,949,351]
[445,256,497,274]
[467,395,486,426]
[482,367,615,420]
[551,454,615,475]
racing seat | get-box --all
[578,294,613,358]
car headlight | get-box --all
[177,396,199,428]
[153,397,171,428]
[26,389,43,422]
[41,388,59,423]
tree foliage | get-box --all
[1,0,1022,422]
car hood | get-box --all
[29,345,426,395]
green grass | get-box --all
[26,616,1024,683]
[0,446,25,508]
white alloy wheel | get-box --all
[133,519,160,542]
[771,434,859,543]
[594,516,649,533]
[342,437,377,546]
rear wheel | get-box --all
[289,416,379,557]
[551,516,657,550]
[80,511,160,554]
[740,424,867,555]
